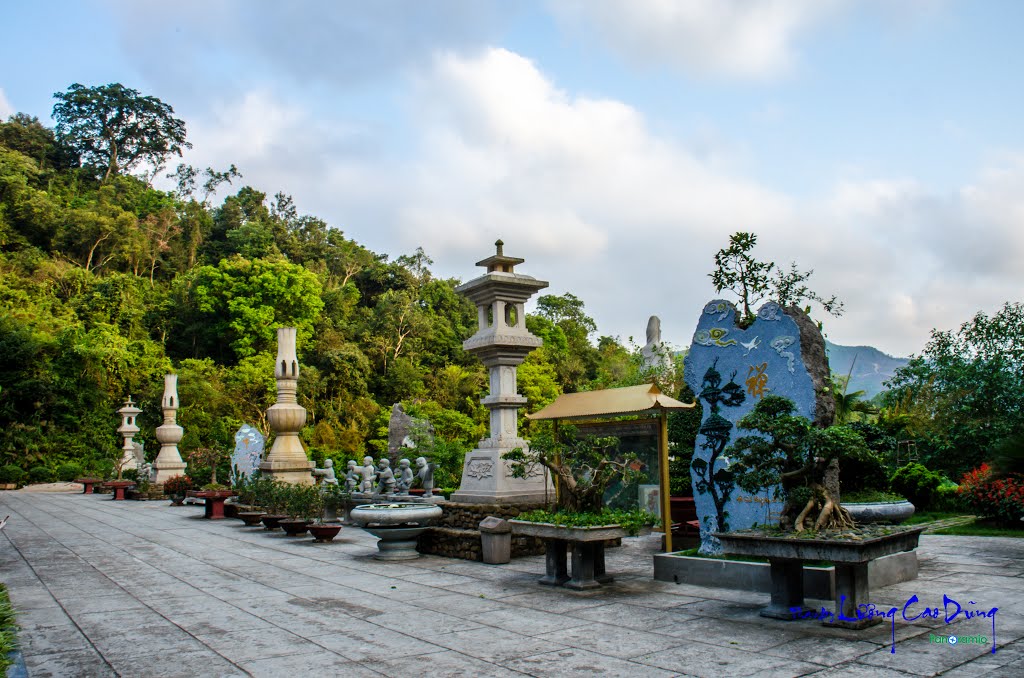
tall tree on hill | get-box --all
[52,83,191,183]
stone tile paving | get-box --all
[1,491,1021,677]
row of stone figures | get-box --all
[312,457,438,498]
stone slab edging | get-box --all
[652,550,918,599]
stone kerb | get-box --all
[683,300,824,553]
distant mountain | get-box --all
[825,341,910,399]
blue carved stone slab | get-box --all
[683,300,816,553]
[231,424,265,484]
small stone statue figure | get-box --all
[344,460,360,492]
[313,458,338,486]
[415,456,435,498]
[139,461,154,483]
[360,456,377,493]
[395,458,414,495]
[376,458,396,495]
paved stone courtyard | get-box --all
[1,491,1021,677]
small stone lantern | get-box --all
[116,397,142,473]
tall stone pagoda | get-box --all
[451,240,551,503]
[259,327,314,484]
[153,374,187,483]
[116,397,142,473]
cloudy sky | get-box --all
[3,1,1023,358]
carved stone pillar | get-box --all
[260,327,314,485]
[153,374,187,484]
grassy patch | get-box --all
[903,511,965,525]
[932,519,1024,538]
[0,584,18,672]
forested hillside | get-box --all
[0,84,670,484]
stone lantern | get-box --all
[451,240,552,504]
[153,374,187,484]
[259,327,314,484]
[116,397,142,473]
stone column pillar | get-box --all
[260,327,314,485]
[153,374,187,484]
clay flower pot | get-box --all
[279,519,311,537]
[260,514,288,530]
[237,511,266,527]
[308,523,343,543]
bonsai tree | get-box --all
[728,395,871,532]
[285,484,320,522]
[187,447,229,488]
[505,425,642,512]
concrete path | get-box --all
[1,492,1022,677]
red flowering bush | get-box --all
[959,463,1024,526]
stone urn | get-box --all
[350,503,443,560]
[844,500,915,525]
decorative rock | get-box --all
[684,300,829,553]
[387,403,434,457]
[230,424,264,485]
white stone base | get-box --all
[450,447,553,505]
[152,462,187,484]
[259,459,315,485]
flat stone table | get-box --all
[717,527,926,629]
[188,490,236,519]
[509,520,626,590]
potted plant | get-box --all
[308,484,345,543]
[260,481,290,531]
[103,455,137,500]
[162,475,194,506]
[280,484,318,536]
[504,426,658,589]
[235,475,272,528]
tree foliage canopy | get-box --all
[53,83,190,182]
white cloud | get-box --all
[166,46,1024,359]
[0,88,13,119]
[549,0,846,79]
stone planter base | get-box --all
[845,501,916,525]
[75,478,104,494]
[715,527,925,630]
[103,480,135,500]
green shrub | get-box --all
[121,469,139,482]
[91,459,115,479]
[933,484,965,512]
[890,463,943,510]
[28,466,55,484]
[56,462,84,482]
[0,465,25,485]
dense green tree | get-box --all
[884,301,1024,477]
[52,83,191,182]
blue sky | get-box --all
[3,0,1023,357]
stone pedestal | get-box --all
[260,327,314,485]
[153,374,187,484]
[451,241,552,504]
